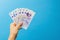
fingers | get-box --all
[10,22,16,27]
[10,22,23,30]
[16,22,23,30]
[13,22,16,26]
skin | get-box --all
[8,22,23,40]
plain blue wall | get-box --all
[0,0,60,40]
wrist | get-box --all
[8,34,16,40]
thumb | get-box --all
[16,22,23,30]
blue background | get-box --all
[0,0,60,40]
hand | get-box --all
[8,22,23,40]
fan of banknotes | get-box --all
[9,8,35,30]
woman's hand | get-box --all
[8,22,23,40]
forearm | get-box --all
[8,33,18,40]
[8,29,18,40]
[8,34,16,40]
